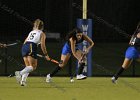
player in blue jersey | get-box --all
[15,19,50,86]
[46,28,94,82]
[112,22,140,83]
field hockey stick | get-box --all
[37,54,59,64]
[79,53,87,63]
[6,43,18,47]
[6,40,21,47]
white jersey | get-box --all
[26,29,43,44]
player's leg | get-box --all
[76,50,85,75]
[51,54,71,76]
[15,42,37,86]
[15,56,30,84]
[20,56,37,86]
[20,56,35,75]
[75,50,87,80]
[46,54,71,82]
[112,58,132,83]
[20,57,30,86]
[15,56,36,86]
[46,43,71,82]
[112,46,138,83]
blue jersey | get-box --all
[22,42,37,59]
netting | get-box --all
[0,0,140,76]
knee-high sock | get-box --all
[20,66,33,75]
[78,63,85,75]
[50,66,61,77]
[21,73,29,82]
[114,67,125,80]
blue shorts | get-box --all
[61,43,72,55]
[61,42,80,55]
[125,46,140,59]
[22,42,37,59]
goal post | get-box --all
[76,0,93,77]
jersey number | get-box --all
[29,33,36,40]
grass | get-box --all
[0,77,140,100]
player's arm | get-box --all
[69,38,80,60]
[83,34,94,54]
[40,32,50,60]
[137,32,140,38]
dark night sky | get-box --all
[0,0,139,42]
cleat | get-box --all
[20,81,27,86]
[15,71,22,83]
[111,76,117,84]
[46,74,52,83]
[76,74,87,80]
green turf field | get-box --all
[0,77,140,100]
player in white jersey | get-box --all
[26,30,42,44]
[15,19,50,86]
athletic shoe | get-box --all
[111,76,117,84]
[15,71,21,83]
[20,81,27,86]
[76,74,87,80]
[46,74,52,83]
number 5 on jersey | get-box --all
[28,33,36,40]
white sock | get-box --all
[20,66,33,75]
[21,73,29,82]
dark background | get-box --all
[0,0,140,76]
